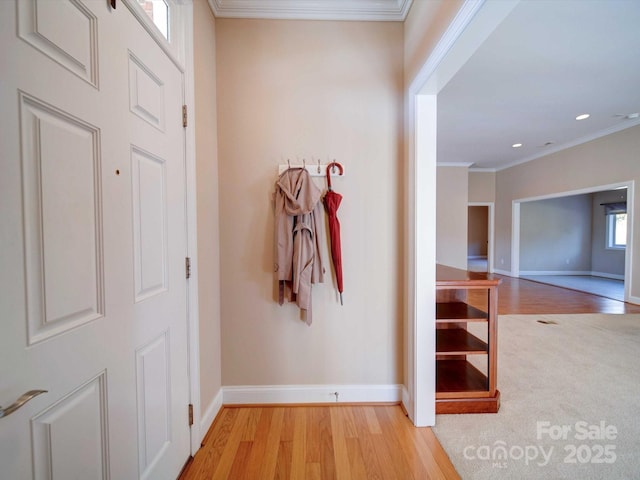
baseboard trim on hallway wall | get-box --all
[199,389,223,444]
[519,270,593,276]
[493,268,511,276]
[628,294,640,305]
[590,271,625,281]
[222,384,403,405]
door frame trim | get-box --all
[181,2,203,454]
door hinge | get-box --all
[182,105,188,128]
[188,404,194,426]
[185,257,191,279]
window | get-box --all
[607,213,627,249]
[137,0,169,40]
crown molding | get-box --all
[495,117,640,172]
[207,0,413,21]
[436,162,474,168]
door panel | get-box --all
[19,93,105,344]
[128,53,166,131]
[1,1,190,478]
[136,332,171,478]
[132,146,169,301]
[17,0,99,86]
[31,373,109,480]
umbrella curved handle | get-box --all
[326,161,344,191]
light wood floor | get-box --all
[181,276,640,480]
[180,405,460,480]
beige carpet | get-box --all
[432,314,640,480]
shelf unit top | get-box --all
[436,264,501,288]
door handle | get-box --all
[0,390,47,419]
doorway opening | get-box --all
[467,202,494,273]
[512,182,633,303]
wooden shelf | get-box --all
[436,302,487,322]
[436,391,500,414]
[436,328,487,355]
[435,264,501,414]
[436,359,488,394]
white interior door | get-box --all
[0,1,190,478]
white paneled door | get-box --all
[0,1,191,478]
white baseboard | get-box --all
[628,294,640,306]
[401,385,411,419]
[493,268,512,276]
[199,388,223,444]
[401,385,410,409]
[519,270,592,276]
[222,384,403,405]
[520,270,625,280]
[591,271,625,281]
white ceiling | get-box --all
[209,0,640,171]
[437,0,640,170]
[207,0,413,21]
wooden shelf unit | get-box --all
[435,264,501,414]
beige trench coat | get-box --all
[274,168,325,324]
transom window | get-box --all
[137,0,169,40]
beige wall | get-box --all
[495,125,640,300]
[216,20,404,386]
[193,0,222,412]
[436,166,468,269]
[404,0,465,88]
[469,171,496,203]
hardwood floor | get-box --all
[468,274,640,314]
[180,405,460,480]
[181,275,640,480]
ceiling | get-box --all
[207,0,413,21]
[437,0,640,170]
[209,0,640,171]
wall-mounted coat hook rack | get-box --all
[278,161,346,178]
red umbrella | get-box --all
[323,161,344,304]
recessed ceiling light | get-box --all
[512,143,523,148]
[576,113,590,120]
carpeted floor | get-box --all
[432,314,640,480]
